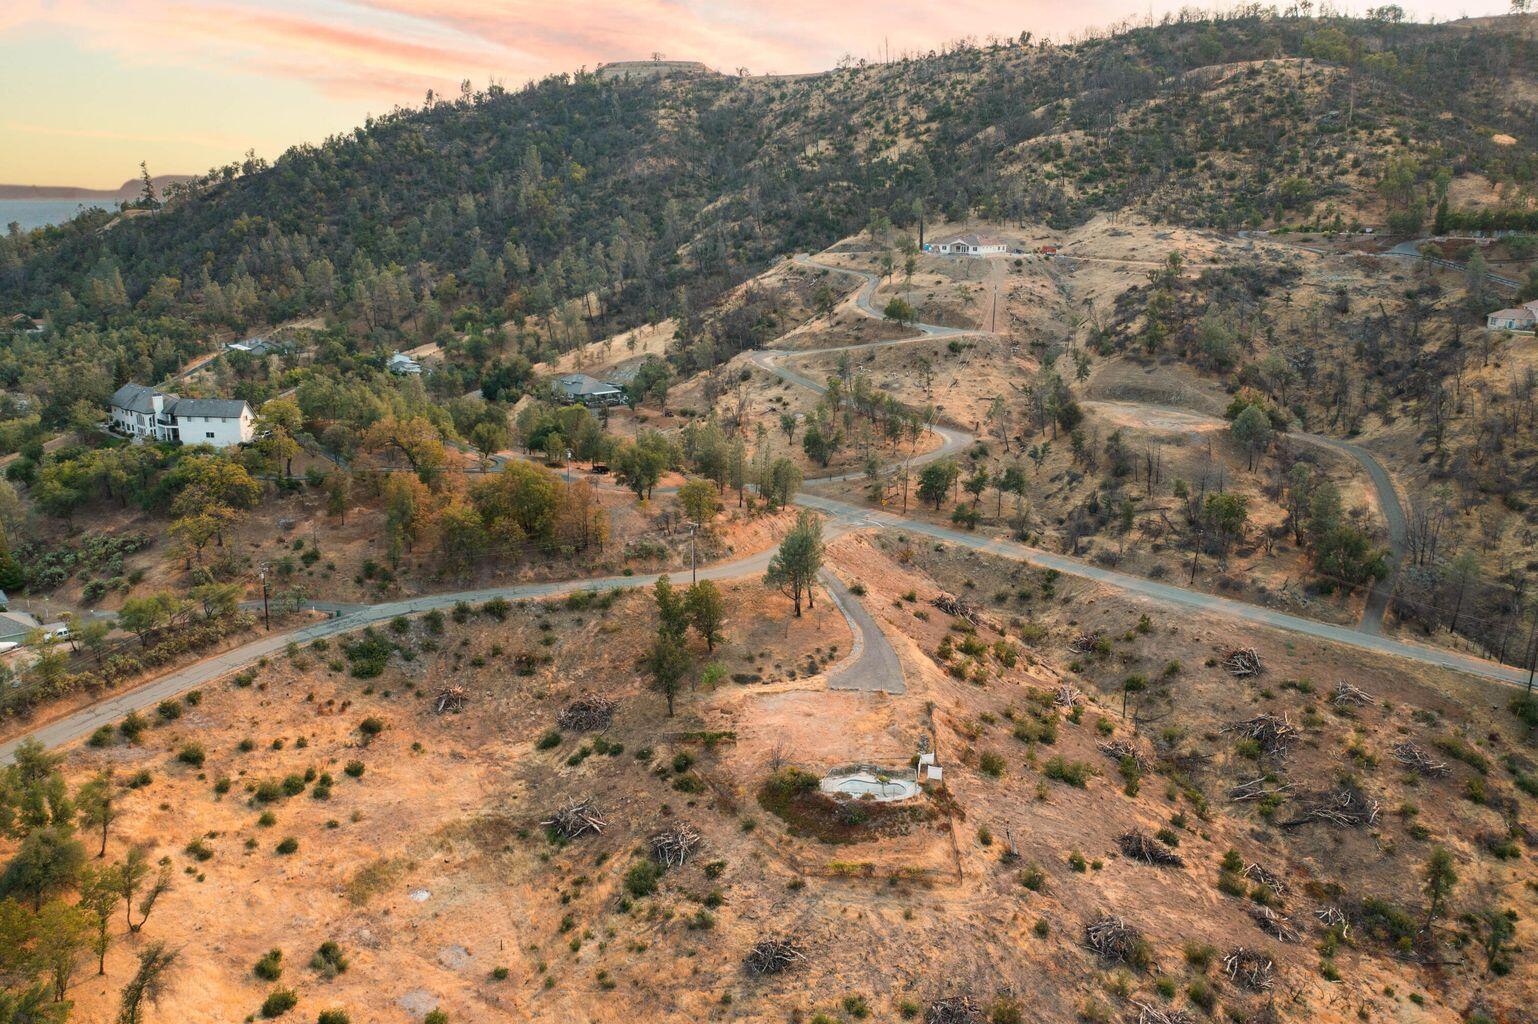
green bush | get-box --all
[310,941,349,978]
[1042,757,1095,787]
[344,760,365,778]
[979,751,1006,778]
[261,988,298,1018]
[275,837,299,855]
[316,1010,350,1024]
[535,730,561,751]
[253,949,283,981]
[624,859,664,898]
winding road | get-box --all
[2,247,1521,766]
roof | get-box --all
[0,611,40,640]
[169,397,250,419]
[557,373,624,396]
[110,382,177,415]
[937,233,1005,247]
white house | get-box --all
[923,233,1008,257]
[555,373,626,408]
[388,351,424,375]
[109,383,254,448]
[1488,300,1538,333]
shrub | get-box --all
[88,725,115,748]
[343,761,365,778]
[317,1011,350,1024]
[275,837,299,855]
[979,751,1006,778]
[357,717,384,741]
[254,949,283,981]
[310,941,349,978]
[176,743,205,767]
[424,1011,448,1024]
[624,859,664,898]
[535,730,562,751]
[261,988,299,1018]
[119,712,148,742]
[1042,757,1095,787]
[156,699,182,721]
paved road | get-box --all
[796,492,1534,690]
[2,247,1521,763]
[1084,398,1407,634]
[821,570,904,694]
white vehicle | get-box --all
[0,642,19,655]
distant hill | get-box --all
[2,13,1536,337]
[0,175,193,201]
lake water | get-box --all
[0,198,118,233]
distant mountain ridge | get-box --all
[0,175,193,201]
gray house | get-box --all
[555,373,626,408]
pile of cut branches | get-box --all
[1331,680,1372,707]
[925,997,983,1024]
[1224,714,1297,757]
[1242,862,1287,896]
[1223,648,1263,677]
[1054,683,1083,708]
[650,823,703,868]
[933,594,995,630]
[1068,631,1102,656]
[1223,948,1274,990]
[1392,743,1449,777]
[433,686,468,714]
[1281,785,1380,829]
[1229,776,1291,803]
[541,800,606,840]
[1085,916,1150,967]
[558,695,616,732]
[1314,905,1350,938]
[1099,740,1147,771]
[1135,1004,1194,1024]
[1119,831,1183,866]
[744,937,803,976]
[1248,905,1300,943]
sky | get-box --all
[0,0,1512,189]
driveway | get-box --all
[821,570,904,694]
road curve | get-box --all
[1084,398,1407,634]
[821,570,904,694]
[0,250,1507,764]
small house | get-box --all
[388,352,424,375]
[555,373,627,408]
[1488,300,1538,333]
[923,233,1008,257]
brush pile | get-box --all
[433,686,468,714]
[1242,862,1287,896]
[933,594,994,630]
[1068,631,1102,656]
[1085,916,1150,967]
[557,695,616,732]
[1229,776,1291,802]
[1330,680,1372,707]
[1248,906,1300,943]
[1282,785,1380,829]
[1225,714,1297,757]
[1119,831,1184,866]
[1099,741,1148,771]
[925,997,983,1024]
[1135,1004,1195,1024]
[649,823,702,868]
[744,938,804,977]
[1222,648,1263,677]
[541,800,606,840]
[1392,743,1450,777]
[1223,948,1274,990]
[1054,683,1083,707]
[1314,905,1350,938]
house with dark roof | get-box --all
[555,373,627,407]
[109,383,254,448]
[924,233,1008,256]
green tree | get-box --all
[644,631,690,718]
[0,826,86,910]
[1230,404,1274,470]
[35,899,91,1003]
[684,581,726,652]
[1423,846,1457,931]
[75,773,115,858]
[117,941,178,1024]
[676,479,721,526]
[78,863,122,975]
[764,510,824,617]
[917,458,960,510]
[883,297,916,325]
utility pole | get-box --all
[565,448,573,485]
[688,521,699,585]
[259,564,270,631]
